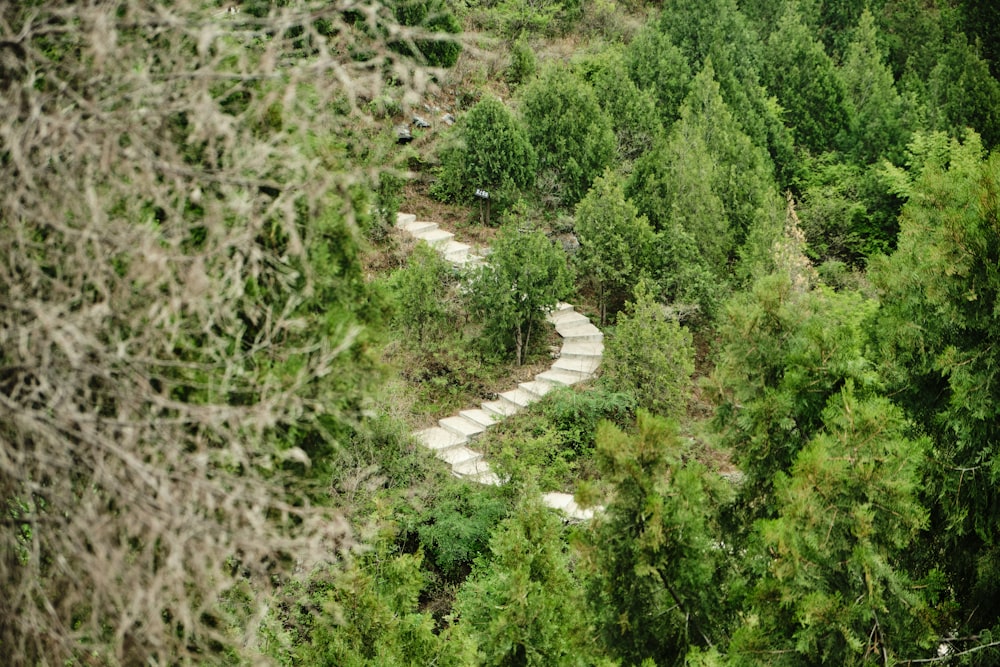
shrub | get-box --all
[432,97,537,218]
[602,281,695,418]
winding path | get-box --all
[396,212,602,521]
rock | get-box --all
[395,124,413,144]
[441,113,456,126]
[412,115,431,128]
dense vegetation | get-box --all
[5,0,1000,665]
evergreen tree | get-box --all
[760,5,849,156]
[709,273,878,517]
[574,170,656,323]
[624,25,692,128]
[468,226,572,365]
[731,388,933,666]
[432,96,537,217]
[582,51,665,162]
[873,132,1000,644]
[838,9,913,165]
[453,496,600,666]
[926,35,1000,149]
[601,282,695,418]
[584,412,727,665]
[521,64,617,206]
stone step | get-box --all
[553,356,601,377]
[442,240,472,262]
[435,444,482,468]
[460,468,502,485]
[396,212,417,227]
[557,322,603,342]
[542,492,598,522]
[403,220,438,235]
[554,301,574,311]
[459,408,498,430]
[452,456,494,478]
[414,228,454,246]
[559,339,604,361]
[481,399,521,419]
[535,368,589,387]
[414,426,467,452]
[499,388,539,412]
[548,309,589,328]
[518,380,554,399]
[439,415,486,441]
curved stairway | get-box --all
[396,212,602,521]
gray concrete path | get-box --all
[397,212,601,521]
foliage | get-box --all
[926,34,1000,149]
[838,9,914,166]
[390,0,463,67]
[268,540,475,666]
[872,131,1000,637]
[628,61,778,313]
[388,242,457,346]
[415,481,512,580]
[602,282,695,419]
[709,273,879,515]
[453,494,599,666]
[732,387,933,666]
[432,96,537,217]
[520,65,616,206]
[581,50,664,161]
[506,32,538,86]
[584,412,727,665]
[574,169,656,323]
[468,226,572,365]
[537,386,636,454]
[0,1,428,662]
[796,158,901,264]
[760,5,849,156]
[624,25,692,127]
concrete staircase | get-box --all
[397,212,602,521]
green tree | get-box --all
[391,0,462,67]
[872,131,1000,642]
[624,25,692,127]
[469,226,572,365]
[584,412,726,665]
[388,242,456,346]
[452,495,599,666]
[433,96,537,217]
[574,170,655,323]
[657,0,795,184]
[582,50,665,162]
[709,273,879,516]
[601,282,695,419]
[760,5,850,156]
[273,540,475,666]
[838,9,914,165]
[521,65,616,206]
[731,387,933,666]
[628,61,778,307]
[926,35,1000,149]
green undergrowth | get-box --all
[477,384,635,492]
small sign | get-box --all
[474,189,490,199]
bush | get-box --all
[431,97,537,218]
[602,281,695,418]
[506,32,537,86]
[416,482,511,580]
[538,386,636,453]
[390,0,462,67]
